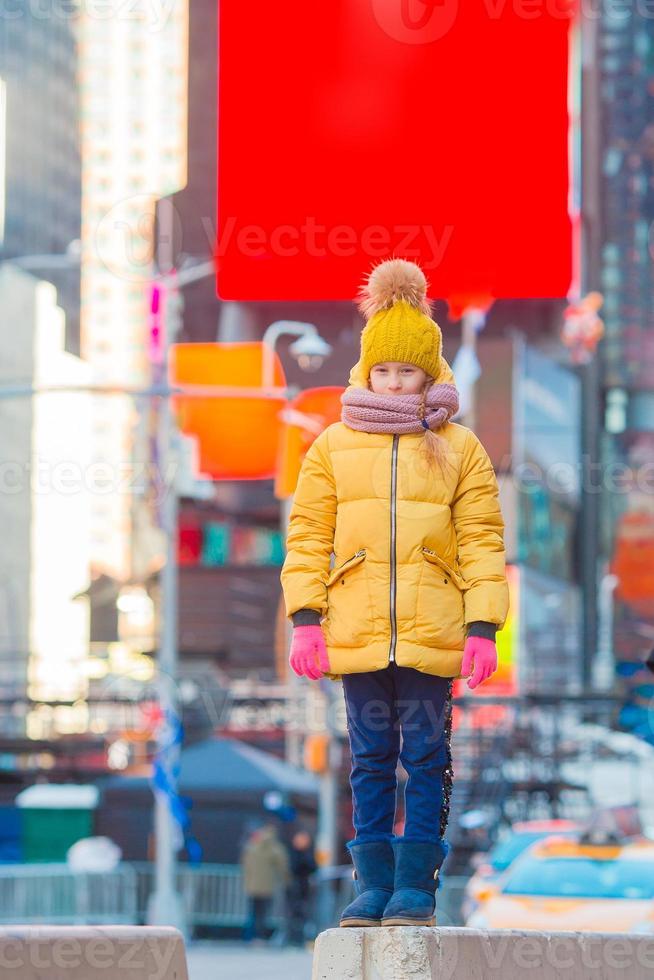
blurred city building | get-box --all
[0,265,91,715]
[0,3,81,354]
[77,1,188,584]
[472,335,582,695]
[157,0,218,344]
[599,12,654,738]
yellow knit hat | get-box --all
[348,258,444,387]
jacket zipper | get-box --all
[389,434,399,663]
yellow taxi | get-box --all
[465,833,654,934]
[461,819,581,921]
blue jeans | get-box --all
[342,662,453,846]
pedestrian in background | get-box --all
[281,258,509,928]
[241,821,289,942]
[286,829,317,945]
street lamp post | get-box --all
[145,257,214,937]
[593,571,618,692]
[581,11,603,689]
[145,321,186,933]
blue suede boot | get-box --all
[381,839,445,926]
[340,840,395,928]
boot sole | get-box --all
[340,918,382,928]
[381,916,436,927]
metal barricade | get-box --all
[0,863,138,924]
[131,862,279,929]
[0,861,467,933]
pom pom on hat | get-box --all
[357,258,433,321]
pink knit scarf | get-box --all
[341,384,459,434]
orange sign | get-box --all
[170,342,287,480]
[275,386,345,499]
[611,511,654,612]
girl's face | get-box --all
[369,361,430,396]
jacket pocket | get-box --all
[415,548,466,648]
[323,550,371,647]
[421,547,468,592]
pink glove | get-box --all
[289,625,330,680]
[461,636,497,689]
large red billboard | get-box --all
[217,1,575,302]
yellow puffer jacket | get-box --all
[280,418,509,679]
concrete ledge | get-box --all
[0,926,188,980]
[312,927,654,979]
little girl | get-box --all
[280,258,509,928]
